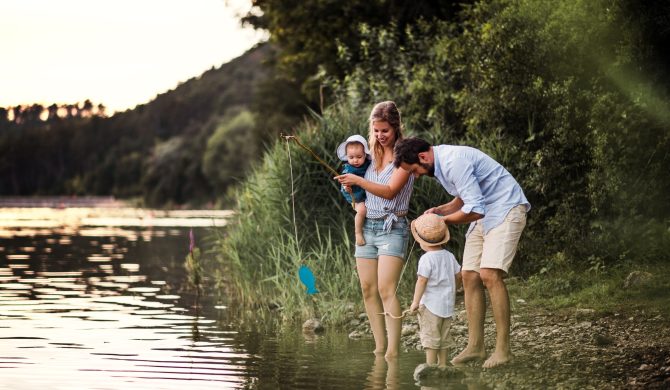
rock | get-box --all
[302,318,324,333]
[639,364,652,370]
[402,324,418,336]
[348,330,371,339]
[516,298,527,304]
[455,310,467,322]
[358,313,368,320]
[624,271,653,288]
[577,321,593,329]
[413,363,464,384]
[593,333,614,346]
[575,308,596,319]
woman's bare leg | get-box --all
[357,257,386,354]
[377,255,404,358]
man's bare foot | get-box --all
[355,233,366,246]
[451,347,486,365]
[482,351,512,369]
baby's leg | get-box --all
[354,202,366,246]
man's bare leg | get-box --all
[480,268,512,368]
[451,270,487,364]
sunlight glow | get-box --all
[0,0,265,113]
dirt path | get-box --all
[349,299,670,388]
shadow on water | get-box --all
[0,207,490,389]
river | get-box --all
[0,205,482,389]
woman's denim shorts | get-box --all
[354,217,409,260]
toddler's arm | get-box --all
[455,271,463,290]
[409,276,428,313]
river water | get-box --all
[0,207,479,389]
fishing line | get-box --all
[377,238,417,319]
[284,136,300,251]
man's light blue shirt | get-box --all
[432,145,530,236]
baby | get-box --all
[337,135,371,246]
[409,213,462,368]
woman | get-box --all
[336,101,414,358]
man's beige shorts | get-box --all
[462,205,527,274]
[417,305,453,350]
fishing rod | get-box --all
[281,133,355,209]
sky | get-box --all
[0,0,265,113]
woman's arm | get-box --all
[335,168,410,200]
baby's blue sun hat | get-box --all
[337,134,371,161]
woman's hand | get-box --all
[423,207,439,215]
[335,173,362,187]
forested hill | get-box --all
[0,43,274,206]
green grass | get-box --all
[509,260,670,320]
[209,99,670,327]
[209,102,469,325]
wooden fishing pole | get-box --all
[281,134,356,209]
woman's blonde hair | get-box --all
[368,101,404,170]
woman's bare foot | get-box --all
[482,351,512,369]
[451,347,486,365]
[355,232,366,246]
[384,350,398,359]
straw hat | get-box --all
[411,213,450,246]
[337,134,371,161]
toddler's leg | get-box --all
[437,348,449,368]
[354,202,366,246]
[425,348,438,365]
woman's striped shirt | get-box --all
[364,162,415,233]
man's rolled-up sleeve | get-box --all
[451,158,485,215]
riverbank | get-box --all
[346,273,670,389]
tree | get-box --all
[202,110,257,195]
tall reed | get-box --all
[212,101,466,324]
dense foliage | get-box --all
[216,0,670,316]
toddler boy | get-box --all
[409,213,462,367]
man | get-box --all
[394,136,530,369]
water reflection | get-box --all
[0,211,248,389]
[0,208,491,389]
[365,355,400,389]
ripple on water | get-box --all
[0,214,360,389]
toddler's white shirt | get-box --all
[417,249,461,318]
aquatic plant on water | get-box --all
[185,228,203,297]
